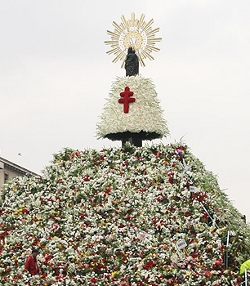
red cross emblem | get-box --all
[118,86,136,113]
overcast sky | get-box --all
[1,0,250,221]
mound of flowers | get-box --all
[0,143,250,285]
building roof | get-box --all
[0,156,38,176]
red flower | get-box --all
[41,273,47,278]
[191,252,198,258]
[143,260,155,270]
[212,259,223,270]
[157,196,163,201]
[202,212,208,218]
[83,176,90,181]
[105,188,111,194]
[70,150,80,159]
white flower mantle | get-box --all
[96,76,169,139]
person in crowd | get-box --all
[25,248,41,275]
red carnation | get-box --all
[143,260,155,270]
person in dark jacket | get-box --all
[25,249,41,275]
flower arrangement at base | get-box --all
[0,143,250,285]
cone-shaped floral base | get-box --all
[0,143,249,285]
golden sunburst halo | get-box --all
[105,13,162,67]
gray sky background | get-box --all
[1,1,250,221]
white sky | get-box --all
[1,1,250,221]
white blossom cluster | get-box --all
[0,143,249,285]
[96,76,169,138]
